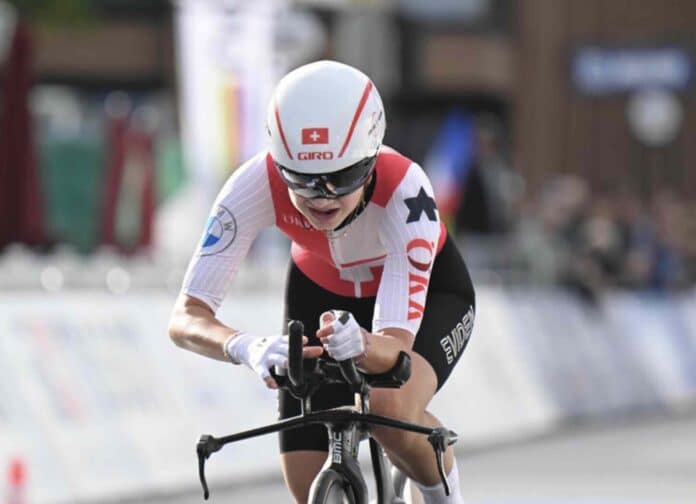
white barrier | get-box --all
[1,287,695,503]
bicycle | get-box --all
[196,320,458,503]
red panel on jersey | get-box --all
[292,244,384,298]
[266,153,384,297]
[265,152,446,298]
[437,221,447,253]
[371,147,412,208]
[266,153,332,259]
[302,128,329,145]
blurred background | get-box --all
[1,0,695,503]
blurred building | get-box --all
[2,4,696,503]
[1,0,695,275]
[514,0,696,200]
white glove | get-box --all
[224,333,289,382]
[323,310,366,361]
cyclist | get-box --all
[169,60,475,504]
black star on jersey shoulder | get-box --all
[404,187,437,223]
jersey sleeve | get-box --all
[373,162,442,336]
[181,152,275,312]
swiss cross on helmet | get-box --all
[268,60,385,197]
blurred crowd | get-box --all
[442,115,695,297]
[516,179,695,298]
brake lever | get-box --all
[427,427,457,496]
[197,434,222,499]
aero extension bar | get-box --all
[196,321,458,500]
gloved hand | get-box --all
[224,333,289,387]
[318,310,366,361]
[225,332,324,388]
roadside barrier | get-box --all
[1,287,694,502]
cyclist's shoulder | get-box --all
[372,146,429,208]
[375,145,414,173]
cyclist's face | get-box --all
[289,186,365,231]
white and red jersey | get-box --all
[182,146,446,335]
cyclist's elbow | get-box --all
[168,314,187,348]
[168,294,209,347]
[168,303,196,348]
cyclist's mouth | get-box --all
[307,207,340,221]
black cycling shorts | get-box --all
[278,235,475,453]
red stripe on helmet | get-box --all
[274,102,293,160]
[338,80,373,158]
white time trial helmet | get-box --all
[268,60,386,199]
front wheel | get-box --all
[309,469,356,504]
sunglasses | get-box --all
[275,155,377,199]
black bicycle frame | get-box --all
[196,320,457,501]
[317,422,367,503]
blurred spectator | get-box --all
[612,187,649,287]
[455,114,524,235]
[578,193,625,282]
[646,189,687,290]
[516,175,604,302]
[512,176,690,298]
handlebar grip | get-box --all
[287,320,305,389]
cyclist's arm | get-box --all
[364,163,441,373]
[357,327,414,374]
[168,153,275,360]
[317,314,413,374]
[169,293,242,361]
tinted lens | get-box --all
[277,156,376,199]
[279,169,317,187]
[325,156,376,191]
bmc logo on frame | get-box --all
[298,151,334,160]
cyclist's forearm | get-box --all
[168,304,239,362]
[357,330,412,374]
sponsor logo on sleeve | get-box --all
[404,187,437,223]
[198,204,237,256]
[440,306,474,365]
[406,238,435,320]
